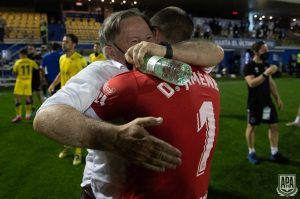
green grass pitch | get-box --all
[0,77,299,199]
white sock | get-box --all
[249,148,255,154]
[295,116,300,123]
[271,147,278,155]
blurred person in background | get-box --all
[89,42,106,63]
[203,21,211,39]
[11,49,38,122]
[288,54,297,76]
[244,41,288,165]
[41,42,62,97]
[0,14,6,42]
[48,34,87,166]
[27,44,43,116]
[193,24,201,38]
[40,18,48,44]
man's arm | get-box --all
[34,62,182,171]
[269,76,283,110]
[32,60,39,70]
[48,72,60,94]
[40,67,48,88]
[172,39,224,67]
[245,65,278,88]
[12,63,18,76]
[125,40,224,68]
[33,104,181,171]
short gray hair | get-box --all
[99,8,152,48]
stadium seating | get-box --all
[64,16,100,42]
[2,11,47,41]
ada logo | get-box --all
[277,174,298,197]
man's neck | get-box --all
[253,56,263,64]
[66,50,75,57]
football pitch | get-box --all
[0,77,299,199]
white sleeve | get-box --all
[38,61,127,113]
[81,149,95,187]
[203,66,215,74]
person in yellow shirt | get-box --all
[12,49,39,122]
[89,42,106,63]
[48,33,87,166]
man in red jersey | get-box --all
[91,7,220,199]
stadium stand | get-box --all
[2,12,47,43]
[64,16,100,42]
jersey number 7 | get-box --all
[196,101,216,176]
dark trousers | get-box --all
[81,185,96,199]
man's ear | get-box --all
[152,27,160,43]
[103,46,116,60]
[72,43,77,50]
[153,28,166,44]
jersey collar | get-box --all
[70,52,79,59]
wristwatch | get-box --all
[160,42,173,59]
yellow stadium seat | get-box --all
[2,11,47,41]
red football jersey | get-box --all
[91,66,220,199]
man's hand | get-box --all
[115,117,182,172]
[276,98,284,110]
[265,65,278,76]
[125,41,166,68]
[48,84,55,95]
